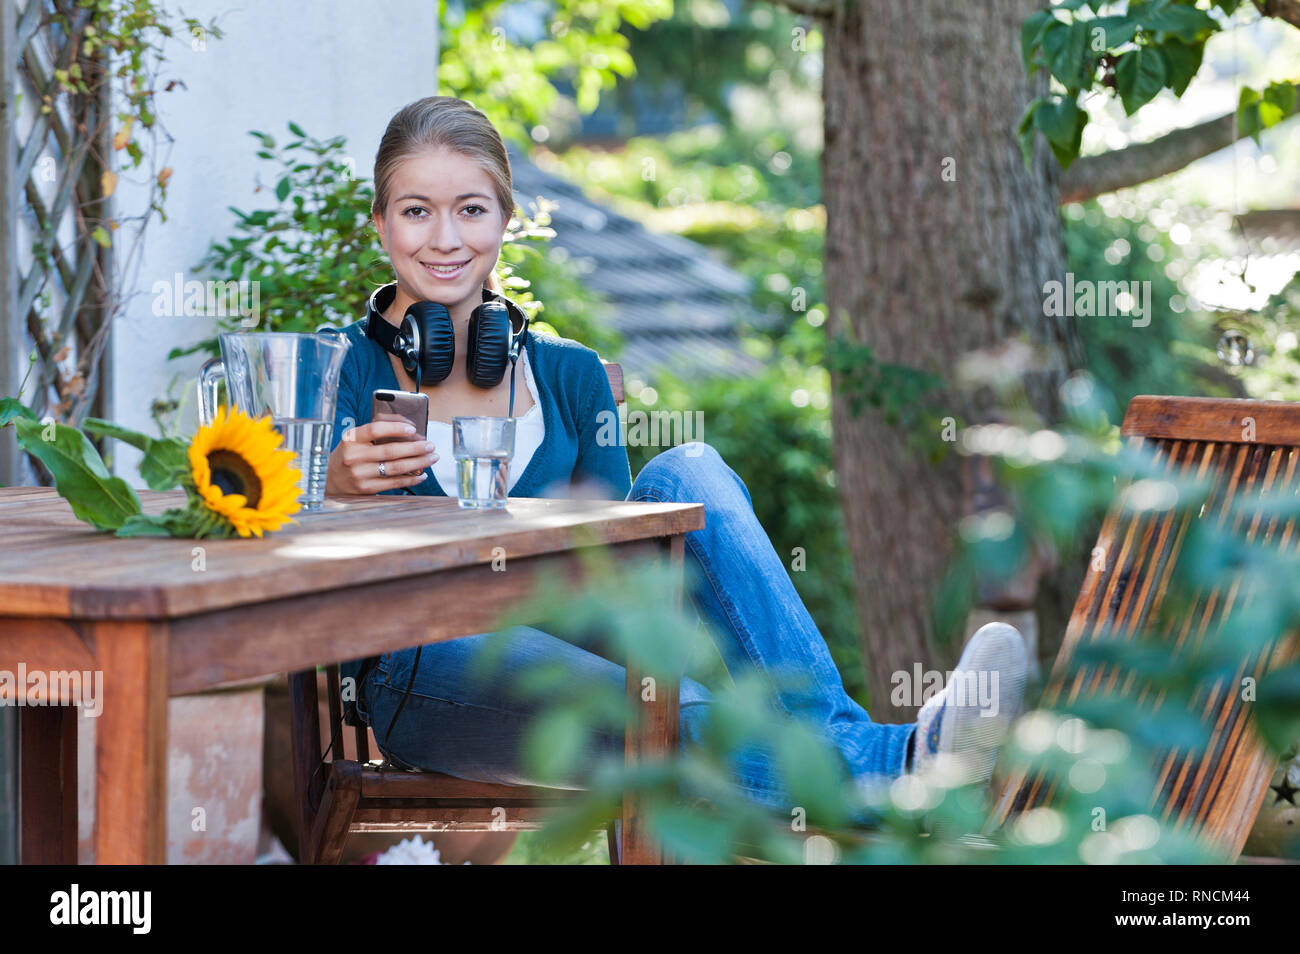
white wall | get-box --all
[108,0,437,480]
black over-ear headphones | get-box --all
[363,281,531,408]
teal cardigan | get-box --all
[318,315,632,719]
[319,316,632,501]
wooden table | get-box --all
[0,486,704,865]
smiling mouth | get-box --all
[421,259,470,280]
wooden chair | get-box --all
[993,395,1300,858]
[288,361,653,865]
[731,395,1300,862]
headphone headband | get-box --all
[363,282,404,355]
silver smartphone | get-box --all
[371,389,429,444]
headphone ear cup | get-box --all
[465,301,510,388]
[405,301,454,383]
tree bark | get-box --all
[821,0,1082,717]
[1258,0,1300,29]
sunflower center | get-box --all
[207,449,262,508]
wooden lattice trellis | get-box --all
[1,0,113,486]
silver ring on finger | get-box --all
[378,461,387,478]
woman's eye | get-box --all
[462,205,486,216]
[401,207,427,219]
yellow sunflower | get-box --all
[188,406,302,538]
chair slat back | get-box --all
[993,397,1300,858]
[601,360,624,405]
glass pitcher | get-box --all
[197,332,350,512]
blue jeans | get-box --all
[357,441,917,813]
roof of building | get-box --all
[1236,210,1300,253]
[507,144,768,382]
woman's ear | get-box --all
[372,210,388,252]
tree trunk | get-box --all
[821,0,1082,718]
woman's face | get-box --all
[373,147,507,318]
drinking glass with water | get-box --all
[197,333,350,512]
[452,416,516,509]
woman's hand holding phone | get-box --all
[324,421,439,495]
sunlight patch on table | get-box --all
[272,529,444,560]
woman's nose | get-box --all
[428,212,463,251]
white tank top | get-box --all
[425,346,545,497]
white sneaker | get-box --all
[911,622,1027,786]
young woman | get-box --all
[321,95,1028,816]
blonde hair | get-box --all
[372,95,514,294]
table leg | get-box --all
[620,534,684,865]
[18,704,78,864]
[89,620,169,864]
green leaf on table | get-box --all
[1116,46,1166,115]
[115,512,175,537]
[83,417,190,490]
[82,416,154,452]
[117,499,233,539]
[1159,38,1204,97]
[139,439,190,491]
[13,416,141,530]
[0,396,38,426]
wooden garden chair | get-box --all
[993,395,1300,859]
[727,395,1300,864]
[287,360,654,865]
